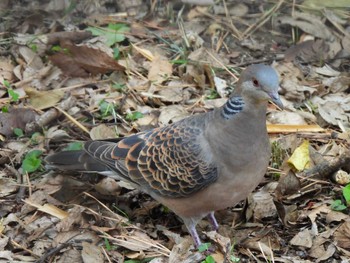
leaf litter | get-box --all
[1,0,350,262]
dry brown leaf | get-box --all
[24,87,64,110]
[81,241,104,263]
[90,124,117,140]
[290,228,313,248]
[284,39,328,63]
[325,210,348,223]
[246,183,278,221]
[334,221,350,250]
[312,94,350,128]
[0,57,15,83]
[158,87,184,102]
[147,55,172,83]
[268,111,307,125]
[169,238,203,263]
[56,249,82,263]
[188,47,229,67]
[275,171,301,199]
[0,177,17,198]
[278,12,333,39]
[307,204,330,224]
[158,105,189,126]
[50,40,124,77]
[95,177,121,196]
[53,231,100,247]
[56,206,85,232]
[0,107,38,137]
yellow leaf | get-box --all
[132,44,154,61]
[23,199,68,219]
[288,140,311,171]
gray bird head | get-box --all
[238,64,283,109]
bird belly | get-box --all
[154,155,269,218]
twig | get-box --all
[303,150,350,179]
[242,0,285,39]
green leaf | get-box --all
[22,150,43,173]
[8,88,19,102]
[111,83,126,92]
[125,111,144,121]
[86,23,130,47]
[202,255,215,263]
[99,99,116,117]
[170,59,188,65]
[30,44,38,52]
[1,106,8,113]
[63,142,83,151]
[343,184,350,204]
[113,47,120,59]
[331,199,347,211]
[31,132,44,145]
[3,80,10,88]
[230,255,240,262]
[198,242,211,252]
[206,90,219,100]
[104,238,111,251]
[51,45,62,52]
[13,128,24,137]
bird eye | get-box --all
[252,78,259,87]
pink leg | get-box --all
[207,212,219,231]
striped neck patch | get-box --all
[221,96,245,119]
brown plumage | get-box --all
[46,64,283,247]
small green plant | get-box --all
[1,105,8,112]
[170,59,188,65]
[99,99,117,118]
[202,255,215,263]
[30,44,38,52]
[22,150,43,174]
[331,199,347,211]
[206,90,219,100]
[31,132,44,145]
[125,111,144,121]
[271,141,284,169]
[113,47,120,59]
[63,142,83,151]
[111,83,126,92]
[103,238,117,251]
[342,184,350,205]
[3,80,19,102]
[87,23,130,47]
[229,243,240,262]
[331,184,350,211]
[13,128,24,137]
[111,203,129,219]
[198,242,211,252]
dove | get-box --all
[46,64,283,247]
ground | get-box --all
[1,0,350,262]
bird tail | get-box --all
[45,150,108,172]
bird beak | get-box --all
[269,89,283,110]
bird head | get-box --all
[238,64,283,109]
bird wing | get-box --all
[84,116,218,198]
